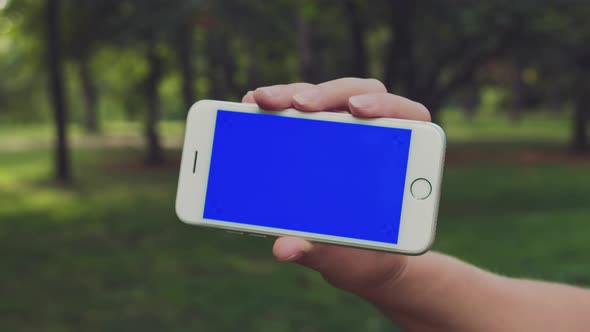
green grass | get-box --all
[440,107,572,144]
[1,113,589,331]
[0,148,395,332]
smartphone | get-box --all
[175,100,446,254]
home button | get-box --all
[411,178,432,200]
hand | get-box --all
[241,78,431,295]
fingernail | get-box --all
[293,89,321,106]
[258,86,281,98]
[349,95,377,109]
[283,242,312,262]
[242,91,254,102]
[284,253,300,261]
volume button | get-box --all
[247,233,267,238]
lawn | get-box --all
[1,112,589,331]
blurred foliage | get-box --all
[0,0,588,165]
[0,0,588,122]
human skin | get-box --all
[242,78,590,332]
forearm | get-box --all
[360,252,590,332]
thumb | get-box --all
[273,236,409,293]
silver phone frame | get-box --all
[175,100,446,254]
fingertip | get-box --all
[414,102,432,122]
[273,237,313,262]
[348,99,366,117]
[253,86,285,110]
[348,93,433,121]
[242,91,255,103]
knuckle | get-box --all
[293,82,315,88]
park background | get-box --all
[1,0,589,331]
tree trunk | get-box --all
[463,85,480,121]
[145,43,164,166]
[207,32,230,99]
[384,1,416,93]
[79,54,99,133]
[344,0,367,78]
[221,43,238,98]
[247,44,260,89]
[510,64,525,124]
[176,21,195,113]
[297,11,314,82]
[46,0,71,183]
[572,52,590,154]
[572,82,589,154]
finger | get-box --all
[241,90,255,103]
[348,93,431,122]
[291,78,386,112]
[273,236,408,293]
[253,83,315,110]
[273,236,313,262]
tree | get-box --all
[206,0,298,87]
[175,20,196,112]
[514,2,590,153]
[572,53,590,153]
[101,0,202,164]
[344,0,368,78]
[61,0,121,133]
[297,6,315,82]
[144,38,165,165]
[378,0,525,123]
[45,0,71,182]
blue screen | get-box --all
[203,110,412,244]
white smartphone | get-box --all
[176,100,446,254]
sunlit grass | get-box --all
[440,107,571,143]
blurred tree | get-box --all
[5,0,589,157]
[515,2,590,153]
[175,19,196,112]
[295,0,321,82]
[103,0,202,164]
[462,84,481,122]
[144,38,165,165]
[205,0,296,90]
[572,53,589,153]
[297,4,314,82]
[0,3,49,122]
[509,62,527,123]
[61,0,121,133]
[379,0,525,123]
[45,0,71,182]
[344,0,368,78]
[207,27,238,99]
